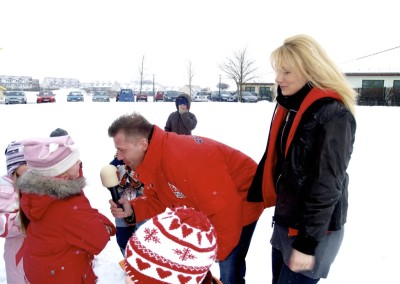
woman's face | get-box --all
[275,59,308,96]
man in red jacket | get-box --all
[108,112,264,284]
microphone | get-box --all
[100,164,123,209]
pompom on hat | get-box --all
[5,141,26,176]
[21,135,80,177]
[122,207,218,284]
[50,128,68,137]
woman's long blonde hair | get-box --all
[271,34,357,115]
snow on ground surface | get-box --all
[1,91,399,283]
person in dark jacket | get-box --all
[247,34,357,283]
[164,93,197,135]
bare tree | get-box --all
[138,54,145,94]
[219,47,257,101]
[217,82,230,90]
[187,60,195,97]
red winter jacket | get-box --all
[130,126,264,260]
[17,173,115,284]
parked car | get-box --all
[256,90,274,102]
[67,91,84,102]
[116,89,134,102]
[210,90,236,102]
[136,92,148,102]
[92,90,110,102]
[154,91,164,102]
[4,91,27,104]
[36,91,56,103]
[240,91,258,103]
[163,90,181,102]
[192,91,210,102]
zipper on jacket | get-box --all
[280,109,296,155]
[275,174,282,192]
[275,109,296,213]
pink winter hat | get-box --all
[21,135,80,177]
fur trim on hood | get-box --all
[17,171,86,199]
[175,93,192,110]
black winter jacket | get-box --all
[248,85,356,255]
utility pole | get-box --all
[152,74,155,97]
[218,75,221,97]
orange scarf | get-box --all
[261,88,342,209]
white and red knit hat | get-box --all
[123,207,218,284]
[21,135,80,177]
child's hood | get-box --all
[17,171,85,198]
[17,171,86,220]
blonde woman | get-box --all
[247,34,357,283]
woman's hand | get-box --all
[288,248,315,272]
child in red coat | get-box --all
[17,135,116,284]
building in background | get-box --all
[0,75,40,91]
[41,77,80,90]
[345,72,400,106]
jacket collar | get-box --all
[134,126,164,183]
[17,171,85,198]
[260,87,342,208]
[276,83,313,111]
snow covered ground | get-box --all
[1,92,399,283]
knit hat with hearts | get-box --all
[123,207,218,284]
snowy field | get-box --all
[1,90,399,283]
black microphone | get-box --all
[100,165,123,209]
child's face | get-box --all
[58,160,82,179]
[15,164,28,177]
[178,104,188,111]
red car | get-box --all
[37,91,56,103]
[136,92,148,102]
[154,91,164,102]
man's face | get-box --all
[113,132,147,170]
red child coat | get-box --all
[18,173,116,284]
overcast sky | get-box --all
[1,0,399,88]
